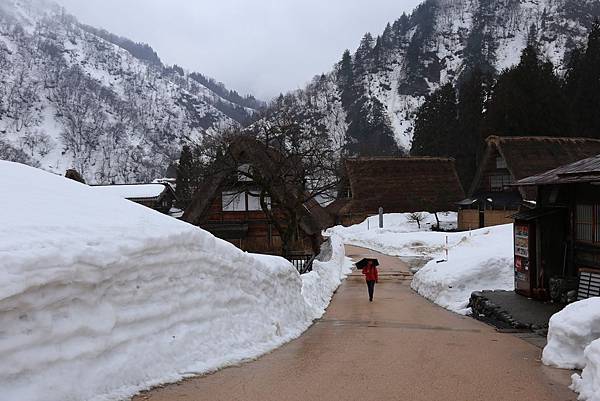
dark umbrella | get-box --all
[355,258,379,269]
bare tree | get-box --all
[407,212,426,229]
[183,110,343,255]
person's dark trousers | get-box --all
[366,280,376,301]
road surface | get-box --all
[134,245,574,401]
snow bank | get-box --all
[325,212,458,257]
[543,298,600,370]
[543,298,600,401]
[0,161,349,401]
[572,339,600,401]
[301,237,353,319]
[410,225,515,315]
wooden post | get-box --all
[379,207,384,229]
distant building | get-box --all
[329,157,465,226]
[457,136,600,230]
[512,154,600,302]
[91,183,177,215]
[182,137,333,256]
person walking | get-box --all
[362,260,379,302]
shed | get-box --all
[511,153,600,302]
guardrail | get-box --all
[286,254,316,275]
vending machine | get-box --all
[514,222,536,297]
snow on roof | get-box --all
[91,183,168,199]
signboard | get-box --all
[515,224,529,258]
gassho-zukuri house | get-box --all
[457,136,600,230]
[511,153,600,303]
[327,157,465,226]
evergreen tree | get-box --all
[483,43,568,137]
[566,20,600,138]
[411,83,459,157]
[175,145,196,209]
[456,68,488,188]
[337,50,354,108]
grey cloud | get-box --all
[58,0,422,100]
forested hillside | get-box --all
[0,0,263,183]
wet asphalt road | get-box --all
[134,245,575,401]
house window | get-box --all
[222,191,246,211]
[576,204,595,242]
[496,156,508,169]
[490,174,513,191]
[247,192,271,211]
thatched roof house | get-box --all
[468,136,600,201]
[458,136,600,230]
[331,157,465,225]
[182,136,333,255]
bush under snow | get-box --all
[542,297,600,401]
[0,161,350,401]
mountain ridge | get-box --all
[0,0,263,183]
[267,0,600,156]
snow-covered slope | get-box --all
[0,0,261,183]
[0,161,351,401]
[274,0,600,154]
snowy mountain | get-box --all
[273,0,600,155]
[0,0,263,183]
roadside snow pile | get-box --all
[0,161,349,401]
[410,225,514,315]
[572,339,600,401]
[301,239,353,319]
[325,212,458,257]
[543,297,600,369]
[542,297,600,401]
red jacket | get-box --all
[362,266,378,282]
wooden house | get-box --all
[91,183,177,214]
[182,137,333,256]
[329,157,465,226]
[457,136,600,230]
[512,154,600,302]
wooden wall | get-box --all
[458,210,479,231]
[484,210,516,227]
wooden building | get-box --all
[457,136,600,230]
[511,154,600,302]
[91,183,177,214]
[182,137,333,256]
[329,157,465,226]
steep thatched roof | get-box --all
[469,136,600,198]
[339,157,465,214]
[182,135,333,234]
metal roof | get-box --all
[516,154,600,186]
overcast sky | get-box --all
[58,0,421,100]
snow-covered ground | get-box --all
[0,161,352,401]
[411,225,514,315]
[326,212,458,257]
[327,214,514,315]
[542,297,600,401]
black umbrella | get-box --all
[355,258,379,269]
